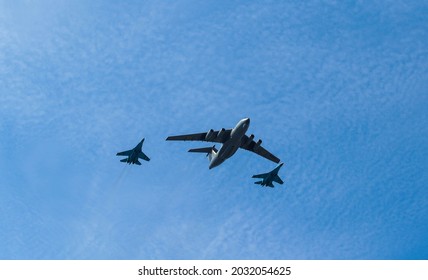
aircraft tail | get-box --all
[207,149,217,162]
[120,158,128,163]
[254,181,274,188]
[189,145,218,162]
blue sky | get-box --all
[0,0,427,259]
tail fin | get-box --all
[189,145,218,163]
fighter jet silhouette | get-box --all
[252,163,284,188]
[116,138,150,165]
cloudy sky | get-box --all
[0,0,427,259]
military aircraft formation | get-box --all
[116,118,285,188]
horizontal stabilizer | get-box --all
[120,158,128,163]
[254,181,263,185]
[135,160,141,165]
[188,145,218,154]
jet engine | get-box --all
[243,134,254,147]
[253,139,262,151]
[217,128,226,140]
[205,129,215,141]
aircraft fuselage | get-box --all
[209,118,250,169]
[123,141,143,164]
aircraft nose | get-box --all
[245,118,250,125]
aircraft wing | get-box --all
[138,151,150,161]
[240,135,280,163]
[116,149,132,156]
[273,175,284,184]
[166,129,231,143]
[252,173,268,179]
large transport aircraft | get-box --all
[166,118,280,169]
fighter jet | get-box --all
[166,118,280,169]
[252,163,284,188]
[116,138,150,165]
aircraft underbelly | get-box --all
[219,139,240,160]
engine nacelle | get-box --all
[205,129,215,141]
[217,128,226,139]
[244,134,255,147]
[253,139,262,151]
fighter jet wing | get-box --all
[273,175,284,184]
[116,149,133,156]
[252,173,268,179]
[138,151,150,161]
[240,135,280,163]
[166,129,232,143]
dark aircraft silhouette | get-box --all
[252,163,284,188]
[116,138,150,165]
